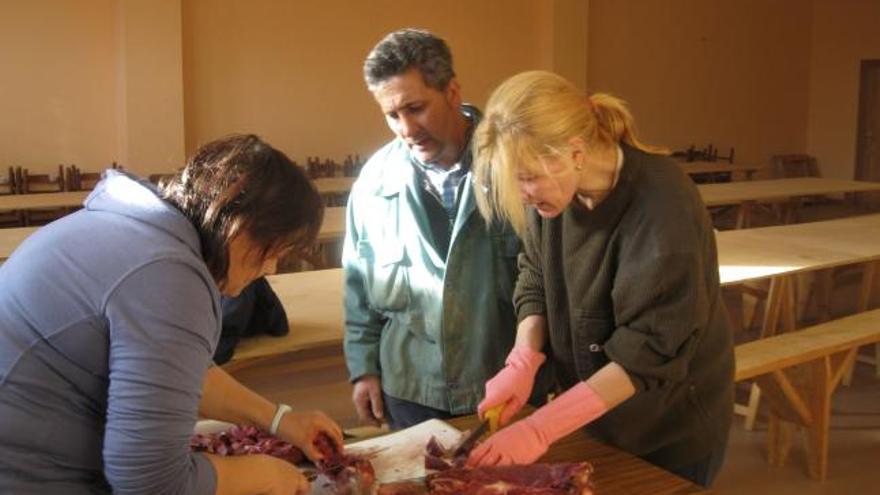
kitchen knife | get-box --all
[450,405,504,457]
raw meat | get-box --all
[312,432,376,494]
[426,462,594,495]
[191,427,376,494]
[377,435,594,495]
[190,424,304,464]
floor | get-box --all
[230,198,880,494]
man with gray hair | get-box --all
[342,29,529,429]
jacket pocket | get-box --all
[571,311,614,380]
[491,231,520,303]
[357,240,410,312]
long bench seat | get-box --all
[733,308,880,480]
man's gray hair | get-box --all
[363,28,455,91]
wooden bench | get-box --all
[733,308,880,480]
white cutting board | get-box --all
[346,419,464,484]
[194,418,464,485]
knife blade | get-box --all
[451,419,489,457]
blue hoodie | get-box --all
[0,171,220,494]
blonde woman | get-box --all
[468,71,733,487]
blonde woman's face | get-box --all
[516,155,579,218]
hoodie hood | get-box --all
[84,170,202,258]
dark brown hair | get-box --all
[161,134,323,285]
[364,28,455,91]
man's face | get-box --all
[372,68,464,167]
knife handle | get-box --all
[485,405,503,433]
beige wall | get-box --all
[587,0,812,172]
[807,0,880,179]
[115,0,186,175]
[8,0,879,181]
[181,0,554,162]
[0,0,117,176]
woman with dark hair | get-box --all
[0,135,342,494]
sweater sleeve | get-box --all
[102,259,218,495]
[603,229,712,393]
[513,213,547,321]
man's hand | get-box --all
[352,375,384,426]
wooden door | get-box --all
[856,60,880,181]
[856,60,880,207]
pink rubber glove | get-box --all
[478,346,546,426]
[468,381,608,466]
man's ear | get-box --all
[445,78,462,107]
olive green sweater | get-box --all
[515,145,734,470]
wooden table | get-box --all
[232,269,346,361]
[0,207,346,262]
[317,206,345,242]
[446,415,705,494]
[0,226,39,261]
[717,214,880,338]
[679,161,761,181]
[233,215,880,363]
[314,177,355,195]
[698,177,880,228]
[0,178,354,210]
[0,190,89,211]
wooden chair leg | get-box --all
[744,383,762,431]
[803,359,832,481]
[767,413,793,467]
[844,261,879,384]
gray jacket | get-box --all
[0,171,219,494]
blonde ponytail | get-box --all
[588,93,667,155]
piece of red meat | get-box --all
[189,424,305,464]
[192,427,376,494]
[312,432,376,494]
[423,435,467,471]
[426,462,594,495]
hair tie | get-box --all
[586,94,597,114]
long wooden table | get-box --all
[446,414,705,494]
[697,177,880,228]
[0,190,90,211]
[0,206,346,261]
[232,214,880,362]
[0,177,354,212]
[313,176,356,195]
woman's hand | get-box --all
[209,453,310,495]
[276,410,344,463]
[261,455,311,495]
[467,417,549,466]
[477,346,546,426]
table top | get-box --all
[445,415,705,494]
[0,176,355,211]
[716,213,880,284]
[234,214,880,361]
[0,207,347,261]
[317,206,345,242]
[679,161,761,176]
[697,177,880,206]
[313,176,356,194]
[0,190,90,210]
[0,226,38,261]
